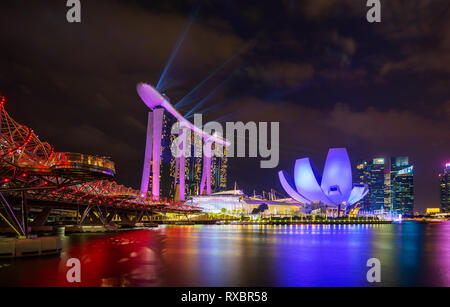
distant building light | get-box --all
[397,166,414,175]
[426,208,440,214]
[373,158,385,165]
[445,162,450,168]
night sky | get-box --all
[1,0,449,212]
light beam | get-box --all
[156,3,200,91]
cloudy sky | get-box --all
[1,0,449,212]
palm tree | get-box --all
[221,208,227,220]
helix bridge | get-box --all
[0,95,199,236]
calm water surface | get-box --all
[0,221,449,286]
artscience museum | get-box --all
[187,148,368,218]
[278,148,369,215]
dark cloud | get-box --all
[301,0,363,20]
[249,62,314,88]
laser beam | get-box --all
[185,70,237,118]
[186,89,255,119]
[156,3,200,91]
[175,40,256,108]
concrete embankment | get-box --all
[0,237,61,258]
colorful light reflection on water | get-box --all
[0,222,449,286]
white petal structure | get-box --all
[347,184,369,205]
[321,148,353,204]
[294,158,332,204]
[278,148,369,207]
[278,171,311,204]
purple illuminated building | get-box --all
[136,83,230,202]
[278,148,369,213]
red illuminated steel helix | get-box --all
[0,94,116,189]
[0,94,199,212]
[0,95,54,176]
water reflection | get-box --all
[0,222,449,286]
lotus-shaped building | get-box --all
[278,148,368,209]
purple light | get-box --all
[321,148,352,204]
[294,158,332,204]
[347,185,369,205]
[139,112,154,197]
[279,148,369,206]
[137,83,230,146]
[278,171,311,204]
[151,109,164,200]
[137,83,230,200]
[178,128,186,200]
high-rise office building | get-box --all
[356,160,367,184]
[211,145,228,193]
[440,162,450,212]
[183,133,202,197]
[390,157,414,216]
[366,158,386,211]
[355,160,370,207]
[384,173,391,212]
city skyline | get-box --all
[440,162,450,212]
[0,0,448,212]
[0,0,449,290]
[356,156,414,215]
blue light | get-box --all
[184,71,236,118]
[279,148,369,207]
[175,40,255,108]
[156,3,200,91]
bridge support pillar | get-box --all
[79,205,106,226]
[116,211,143,227]
[31,207,52,227]
[0,192,25,237]
[79,205,92,225]
[21,192,29,235]
[105,210,117,224]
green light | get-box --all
[373,158,385,165]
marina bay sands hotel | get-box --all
[150,110,228,200]
[137,84,228,202]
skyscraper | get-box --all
[440,162,450,212]
[356,160,367,184]
[211,145,228,193]
[355,160,370,208]
[184,132,203,197]
[384,173,391,212]
[390,157,414,216]
[366,158,385,211]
